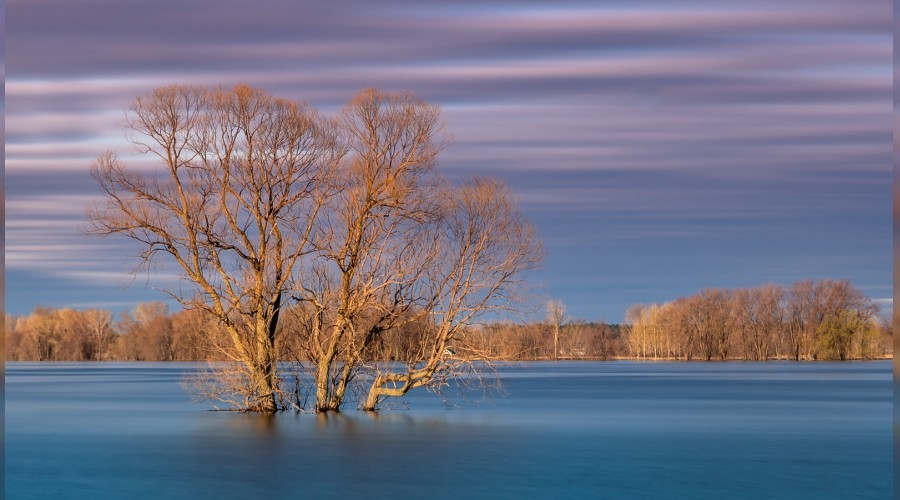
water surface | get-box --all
[6,361,892,499]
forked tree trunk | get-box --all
[363,375,411,412]
[363,384,382,412]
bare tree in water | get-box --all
[90,84,342,411]
[91,85,541,412]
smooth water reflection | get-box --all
[6,361,892,499]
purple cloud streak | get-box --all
[6,0,891,320]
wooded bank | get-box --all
[7,280,891,363]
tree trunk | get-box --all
[330,363,353,410]
[553,324,559,361]
[363,376,383,411]
[257,363,278,412]
[315,358,332,412]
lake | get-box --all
[5,361,892,499]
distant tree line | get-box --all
[3,302,621,362]
[622,280,891,361]
[6,280,890,363]
[5,303,211,362]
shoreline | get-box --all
[6,356,892,363]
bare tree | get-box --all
[624,304,649,359]
[90,85,540,412]
[876,315,893,357]
[90,84,342,411]
[731,285,783,360]
[690,289,731,360]
[23,306,62,361]
[170,308,221,361]
[546,299,567,361]
[83,309,114,360]
[663,298,694,360]
[783,279,877,360]
[784,280,814,360]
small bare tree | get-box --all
[83,309,114,361]
[546,299,567,361]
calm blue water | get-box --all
[5,361,892,499]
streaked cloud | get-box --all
[6,0,890,320]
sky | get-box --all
[5,0,892,323]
